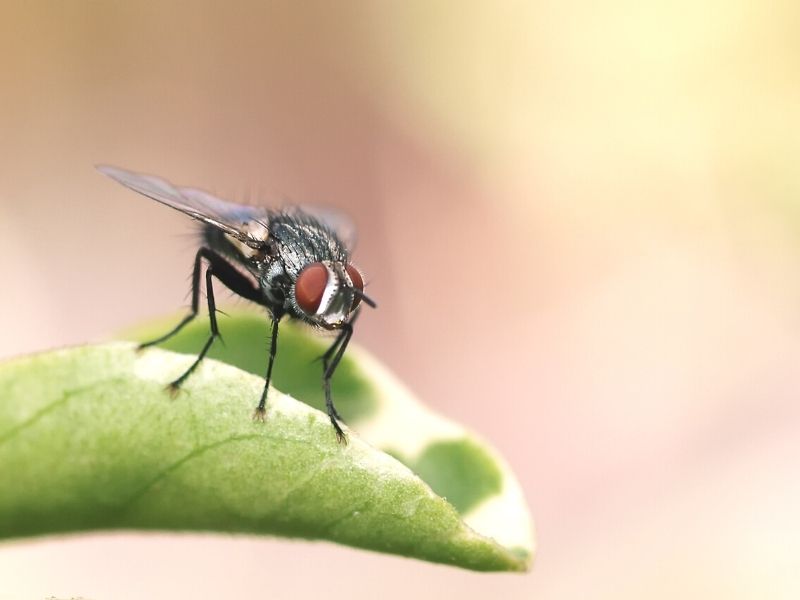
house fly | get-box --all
[98,165,376,444]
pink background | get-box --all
[2,2,799,598]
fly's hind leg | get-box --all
[166,262,221,395]
[143,247,263,396]
[138,248,207,351]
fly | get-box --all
[98,165,376,444]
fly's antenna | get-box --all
[353,287,377,309]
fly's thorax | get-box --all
[269,212,348,269]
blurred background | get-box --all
[2,1,800,598]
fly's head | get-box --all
[291,260,374,329]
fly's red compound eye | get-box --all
[295,262,328,314]
[346,264,364,310]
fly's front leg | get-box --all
[253,316,281,422]
[319,308,360,424]
[321,320,355,445]
[319,332,346,423]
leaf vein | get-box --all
[0,381,112,447]
[121,433,263,510]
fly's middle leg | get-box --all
[252,315,280,421]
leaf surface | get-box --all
[0,313,533,571]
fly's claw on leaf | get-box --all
[252,406,267,422]
[166,381,182,399]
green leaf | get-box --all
[0,312,533,572]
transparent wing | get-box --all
[97,165,270,248]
